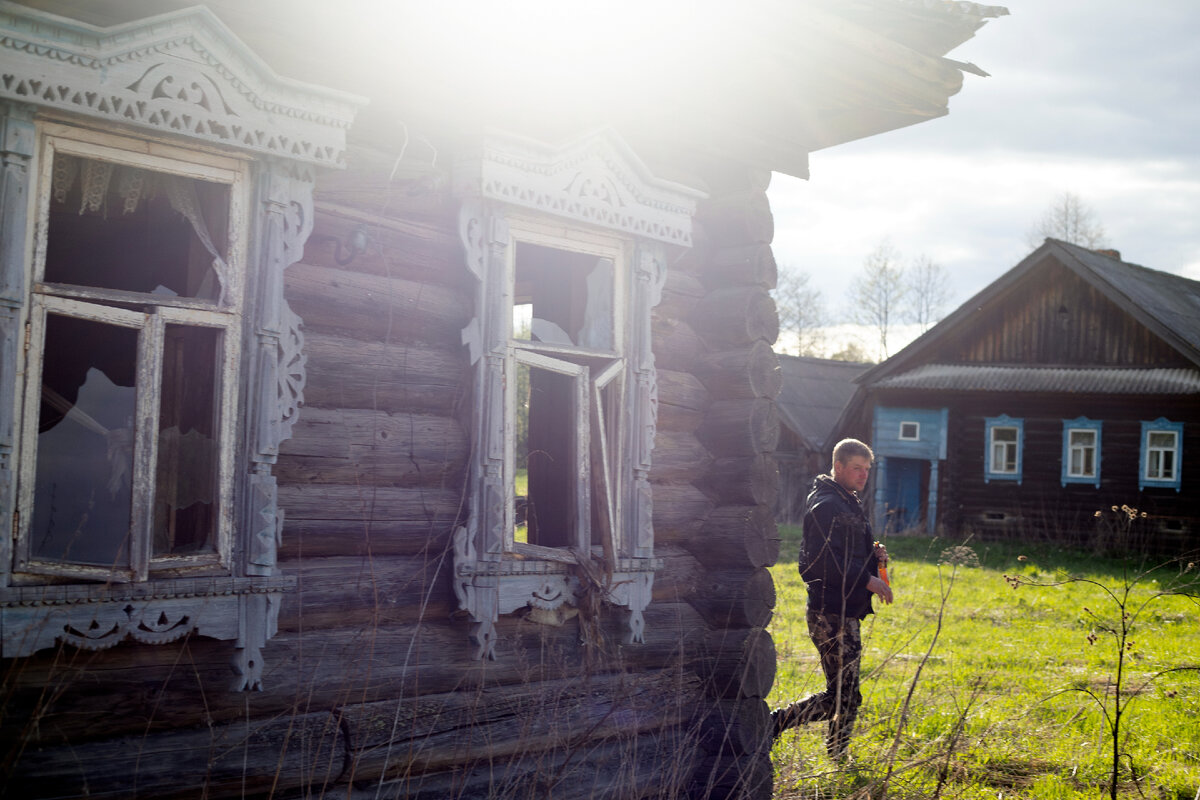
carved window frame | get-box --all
[1061,416,1102,488]
[984,415,1023,484]
[452,130,703,659]
[1140,417,1182,492]
[0,5,363,688]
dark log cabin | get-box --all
[838,240,1200,553]
[0,2,1005,797]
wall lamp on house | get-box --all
[310,224,370,266]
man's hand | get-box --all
[867,575,893,604]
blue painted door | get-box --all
[885,458,922,531]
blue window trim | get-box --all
[1061,417,1102,488]
[984,415,1023,484]
[1139,417,1183,492]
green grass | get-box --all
[769,527,1200,799]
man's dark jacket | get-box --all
[798,474,878,620]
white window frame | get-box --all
[1061,417,1102,488]
[504,218,628,561]
[450,128,702,660]
[1140,418,1182,491]
[898,421,920,441]
[13,125,246,583]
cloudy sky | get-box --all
[768,0,1200,356]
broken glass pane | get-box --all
[31,314,137,568]
[513,242,613,351]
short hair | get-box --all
[832,438,874,465]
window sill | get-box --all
[1,574,295,688]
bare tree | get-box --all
[907,253,950,333]
[772,265,827,357]
[848,240,908,360]
[1027,191,1109,249]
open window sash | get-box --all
[508,349,590,561]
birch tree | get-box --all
[772,266,827,357]
[1027,191,1109,249]
[848,240,908,360]
[907,253,950,333]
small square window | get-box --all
[899,421,920,440]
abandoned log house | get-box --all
[0,1,1004,797]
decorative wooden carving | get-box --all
[0,5,363,167]
[0,103,34,579]
[451,131,700,658]
[0,10,364,688]
[456,129,704,247]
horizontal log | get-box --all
[690,286,779,349]
[696,398,780,457]
[278,485,463,559]
[695,626,776,701]
[687,504,780,570]
[306,203,465,285]
[354,730,701,800]
[656,368,709,433]
[696,190,773,247]
[651,482,714,543]
[694,340,781,401]
[699,455,780,507]
[302,330,467,413]
[314,142,456,222]
[286,260,472,344]
[651,544,706,603]
[341,670,703,780]
[649,430,713,483]
[5,708,345,800]
[0,603,713,749]
[277,554,457,632]
[697,697,772,757]
[699,164,773,195]
[689,567,776,629]
[656,269,706,324]
[699,243,778,291]
[276,407,468,488]
[652,317,702,372]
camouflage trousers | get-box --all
[775,609,863,759]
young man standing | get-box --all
[773,438,893,761]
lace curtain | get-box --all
[51,153,230,301]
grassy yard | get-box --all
[768,526,1200,799]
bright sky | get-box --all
[768,0,1200,357]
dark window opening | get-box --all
[519,363,578,548]
[44,154,228,301]
[513,242,613,351]
[32,313,137,567]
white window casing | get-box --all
[452,129,704,659]
[0,5,364,688]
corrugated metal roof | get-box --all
[777,356,871,448]
[875,363,1200,394]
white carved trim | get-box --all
[0,577,291,659]
[0,3,364,166]
[456,129,704,245]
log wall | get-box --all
[1,147,786,800]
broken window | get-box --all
[508,238,624,557]
[16,130,243,582]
